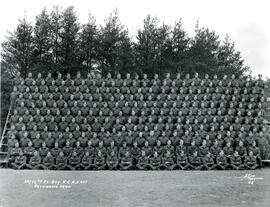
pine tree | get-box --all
[1,16,33,78]
[170,19,190,73]
[32,8,52,65]
[59,6,80,68]
[115,29,135,74]
[135,15,160,76]
[99,9,134,75]
[187,22,220,76]
[50,6,62,65]
[156,23,172,75]
[79,13,99,72]
[217,35,250,77]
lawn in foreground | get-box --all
[0,169,269,207]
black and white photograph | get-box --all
[0,0,270,206]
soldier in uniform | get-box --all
[201,152,215,170]
[176,150,190,170]
[24,141,35,161]
[106,140,117,156]
[73,141,84,159]
[113,131,123,148]
[62,140,72,158]
[189,151,203,170]
[188,140,198,156]
[16,116,25,130]
[149,151,162,170]
[10,110,20,125]
[216,150,228,170]
[142,141,152,157]
[56,151,70,170]
[32,133,43,150]
[199,140,209,157]
[51,142,61,159]
[43,151,55,170]
[93,140,105,155]
[11,150,27,169]
[245,131,255,147]
[163,139,175,155]
[153,140,164,157]
[136,151,151,170]
[17,125,27,141]
[125,130,134,147]
[74,72,82,86]
[106,151,119,170]
[8,142,23,163]
[172,135,184,153]
[93,150,107,170]
[68,151,81,170]
[171,131,180,147]
[80,151,95,170]
[115,73,123,87]
[235,140,247,161]
[182,130,191,147]
[147,130,157,147]
[25,72,34,86]
[248,141,262,167]
[244,151,258,170]
[119,151,133,170]
[45,132,55,149]
[38,142,49,159]
[257,131,268,160]
[119,141,130,158]
[13,71,24,86]
[230,151,244,170]
[59,117,68,132]
[7,134,18,149]
[160,151,176,170]
[78,132,88,148]
[130,141,141,165]
[223,142,234,159]
[26,151,44,169]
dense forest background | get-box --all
[0,6,255,133]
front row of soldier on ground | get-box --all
[9,137,260,170]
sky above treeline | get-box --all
[0,0,269,78]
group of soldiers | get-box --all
[6,71,267,170]
[9,138,259,170]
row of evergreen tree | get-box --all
[1,6,250,79]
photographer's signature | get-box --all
[241,173,263,185]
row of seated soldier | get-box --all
[7,120,268,146]
[13,77,264,105]
[12,89,265,107]
[13,92,265,111]
[12,101,265,123]
[13,72,266,89]
[7,124,268,158]
[8,114,265,140]
[8,138,260,170]
[9,105,265,127]
[13,80,264,97]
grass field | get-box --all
[0,169,269,207]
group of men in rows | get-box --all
[13,72,266,89]
[6,71,266,170]
[12,72,265,110]
[9,136,260,170]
